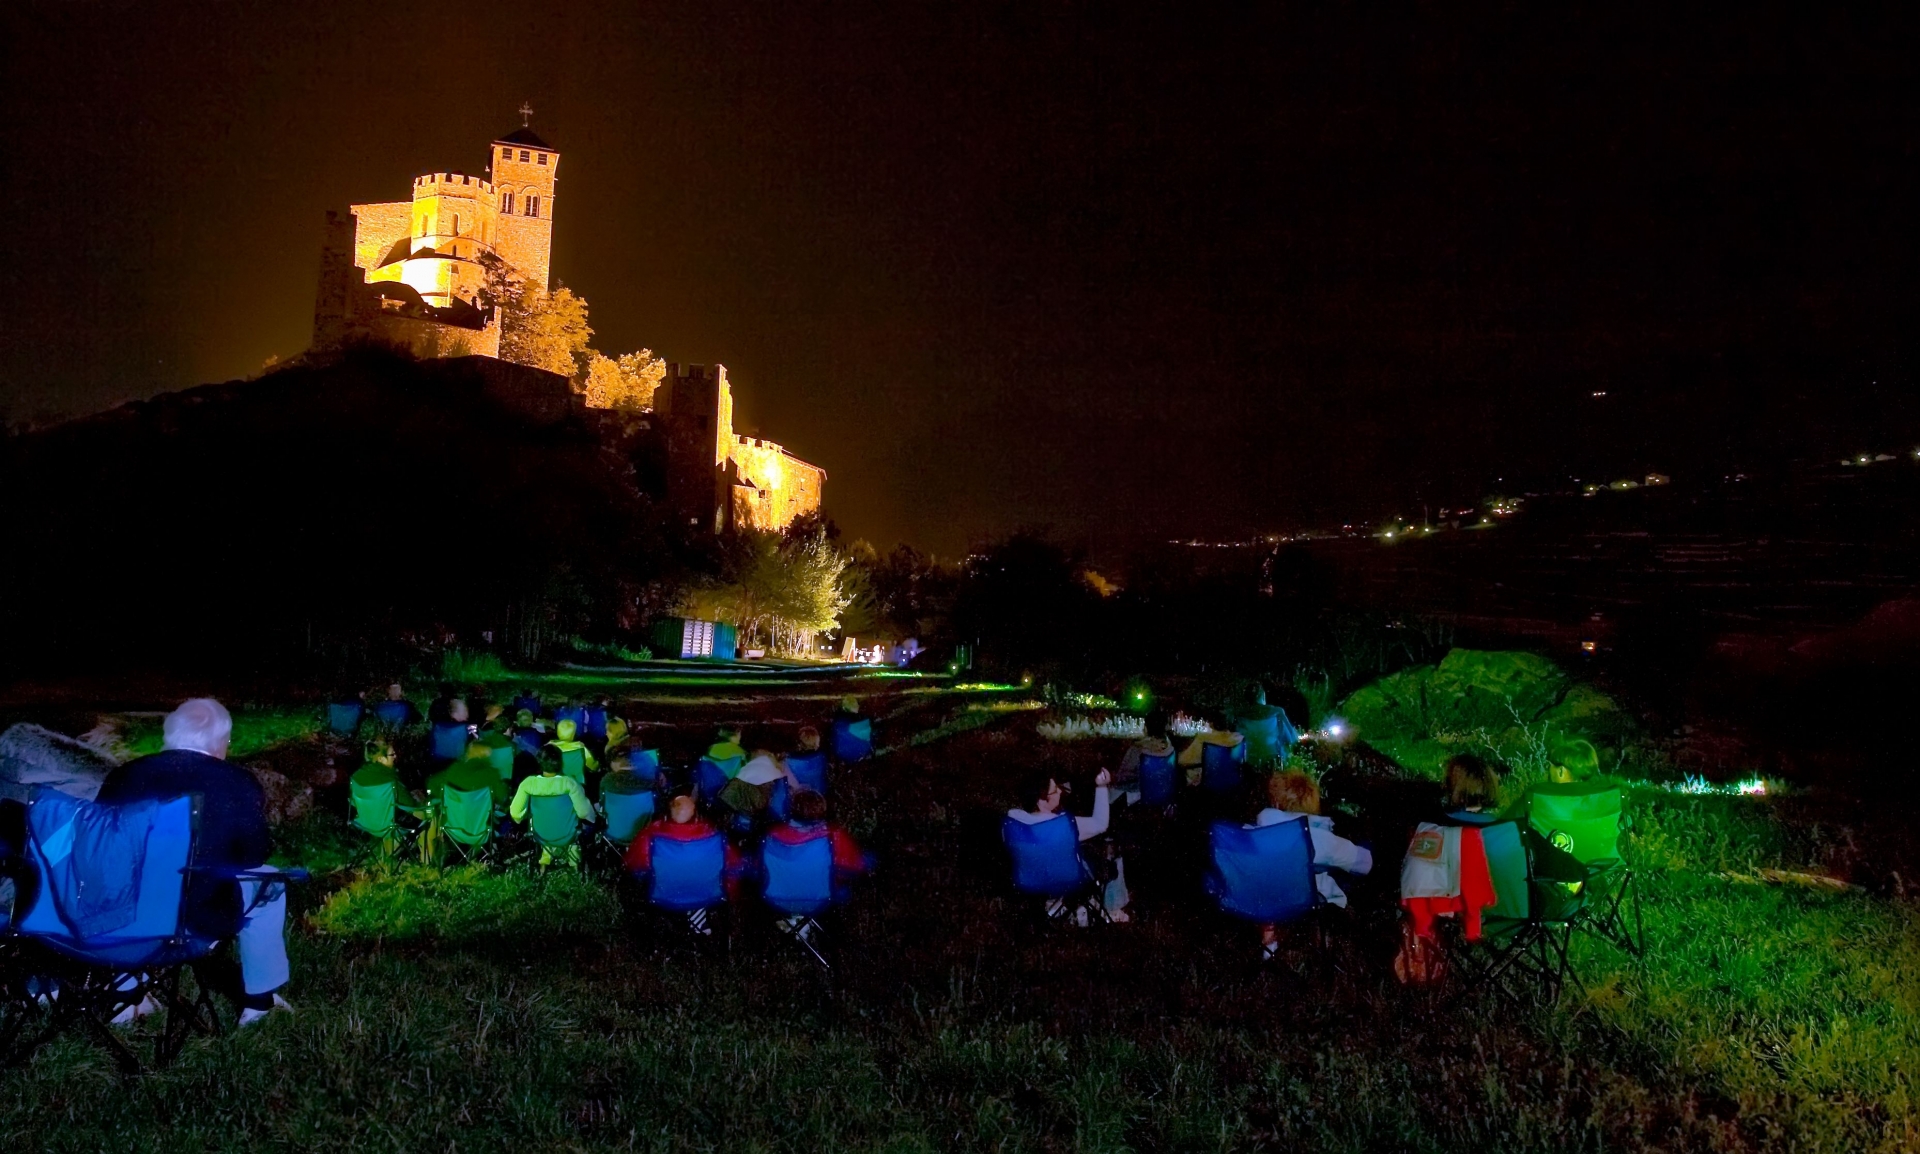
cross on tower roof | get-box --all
[519,102,534,127]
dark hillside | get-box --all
[0,351,677,675]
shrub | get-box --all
[1338,648,1634,780]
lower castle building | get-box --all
[310,115,825,533]
[655,362,825,532]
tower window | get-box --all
[501,147,512,160]
[537,152,548,165]
[501,191,514,214]
[526,195,540,217]
[452,214,460,235]
[519,149,530,162]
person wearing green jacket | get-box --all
[544,718,600,784]
[705,725,747,776]
[426,742,512,809]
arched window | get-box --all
[500,190,515,215]
[526,195,540,218]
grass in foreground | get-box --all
[6,718,1919,1151]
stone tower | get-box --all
[489,123,560,293]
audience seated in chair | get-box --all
[598,753,659,848]
[717,737,797,823]
[1442,754,1502,824]
[705,725,747,771]
[427,741,512,810]
[1116,707,1177,803]
[545,718,600,783]
[624,793,743,936]
[93,698,293,1026]
[1255,771,1373,908]
[1006,767,1130,923]
[350,739,424,813]
[762,789,871,956]
[509,749,595,844]
[371,682,422,729]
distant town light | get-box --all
[1580,640,1597,653]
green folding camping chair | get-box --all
[555,745,588,786]
[1526,778,1643,956]
[524,793,585,870]
[434,784,499,866]
[349,779,423,859]
[1459,819,1588,1007]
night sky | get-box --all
[3,3,1917,553]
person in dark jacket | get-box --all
[95,698,291,1026]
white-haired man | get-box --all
[95,698,291,1025]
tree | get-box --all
[479,253,594,379]
[583,349,666,411]
[684,521,853,656]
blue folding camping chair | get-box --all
[768,752,831,822]
[760,833,844,968]
[1138,751,1177,807]
[582,705,609,740]
[1002,815,1104,926]
[694,758,734,804]
[370,699,415,730]
[10,790,304,1072]
[1200,739,1247,797]
[599,789,655,855]
[1204,817,1323,962]
[641,830,730,941]
[326,701,364,738]
[429,722,471,762]
[554,704,587,733]
[832,717,873,762]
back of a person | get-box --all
[100,748,268,872]
[430,757,507,806]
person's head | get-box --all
[668,793,697,824]
[1250,684,1269,707]
[1019,769,1062,814]
[386,682,406,702]
[796,724,821,752]
[364,739,395,766]
[538,750,562,776]
[556,718,578,742]
[515,708,535,727]
[464,740,492,761]
[790,789,828,824]
[1266,771,1321,815]
[449,697,470,724]
[716,724,741,744]
[607,753,633,776]
[839,696,859,715]
[163,698,233,760]
[485,703,504,723]
[1143,707,1169,741]
[1445,754,1500,810]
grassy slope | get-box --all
[3,709,1917,1151]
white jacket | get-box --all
[1255,808,1373,908]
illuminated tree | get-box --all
[686,520,853,655]
[583,349,666,411]
[479,253,594,379]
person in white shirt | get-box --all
[1251,771,1371,958]
[1007,767,1130,922]
[1254,771,1373,907]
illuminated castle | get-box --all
[309,112,825,533]
[311,110,558,358]
[656,362,827,533]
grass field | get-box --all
[3,692,1916,1151]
